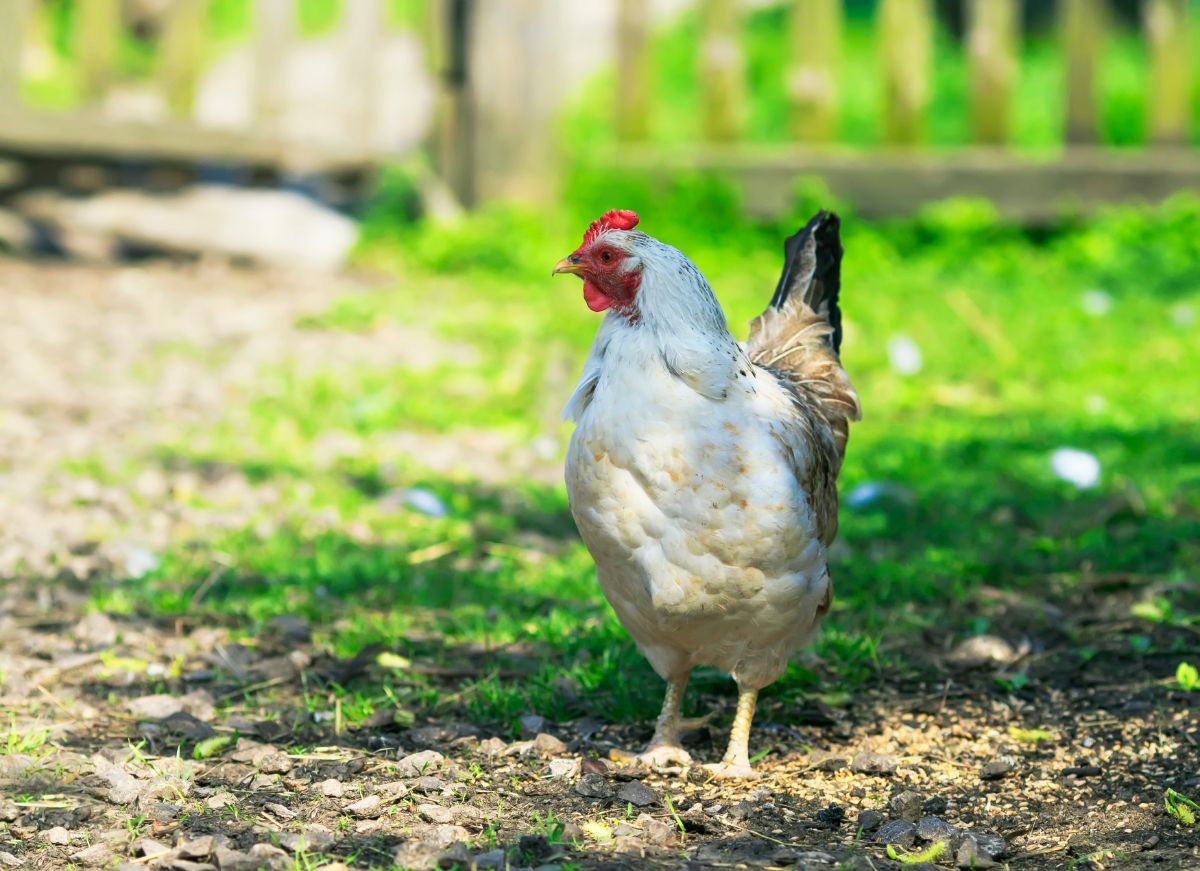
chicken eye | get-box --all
[600,250,614,264]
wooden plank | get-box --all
[341,0,386,144]
[879,0,933,145]
[787,0,841,142]
[159,0,208,116]
[253,0,295,133]
[429,0,475,205]
[1143,0,1191,145]
[699,0,744,142]
[0,107,376,170]
[1061,0,1101,144]
[616,0,651,141]
[0,0,29,110]
[967,0,1018,144]
[608,145,1200,223]
[77,0,122,105]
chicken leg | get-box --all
[637,673,703,769]
[705,686,762,779]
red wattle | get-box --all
[583,282,613,312]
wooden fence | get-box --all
[603,0,1200,221]
[0,0,402,175]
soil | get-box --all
[1,258,1198,870]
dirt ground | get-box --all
[1,259,1198,870]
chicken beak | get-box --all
[553,256,583,277]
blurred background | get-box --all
[0,0,1198,747]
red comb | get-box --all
[581,209,640,246]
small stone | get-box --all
[728,800,754,822]
[432,825,469,847]
[344,795,382,818]
[46,826,71,845]
[636,814,677,847]
[548,758,579,779]
[75,612,119,647]
[850,751,898,775]
[916,816,958,842]
[980,758,1015,781]
[580,757,608,776]
[178,836,216,858]
[808,750,849,772]
[392,840,442,870]
[954,831,1006,860]
[418,803,455,824]
[134,837,172,858]
[397,750,445,778]
[146,801,182,824]
[205,792,233,811]
[890,790,924,822]
[71,843,112,864]
[532,733,567,756]
[857,809,885,832]
[409,775,446,794]
[438,843,471,869]
[876,820,916,849]
[1062,765,1103,777]
[814,804,845,826]
[477,737,507,755]
[275,831,334,853]
[955,838,996,869]
[473,848,507,869]
[0,802,17,821]
[617,780,658,807]
[575,772,613,799]
[0,854,18,869]
[947,635,1016,669]
[259,752,293,774]
[173,861,218,871]
[319,778,345,798]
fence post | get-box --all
[1062,0,1101,144]
[1144,0,1190,145]
[253,0,295,136]
[159,0,207,116]
[967,0,1018,144]
[77,0,121,105]
[879,0,932,145]
[616,0,651,142]
[341,0,386,151]
[699,0,744,142]
[428,0,475,206]
[788,0,841,142]
[0,0,28,111]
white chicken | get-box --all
[555,209,860,778]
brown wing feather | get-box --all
[747,211,861,547]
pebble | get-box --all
[955,838,996,869]
[850,751,898,775]
[0,854,20,868]
[727,800,754,821]
[808,749,849,772]
[418,803,455,824]
[636,814,677,847]
[581,757,608,776]
[46,826,71,845]
[548,758,579,778]
[923,796,948,815]
[519,714,547,737]
[981,758,1016,780]
[617,780,659,807]
[575,773,613,799]
[344,795,382,818]
[890,790,924,822]
[532,733,566,756]
[397,750,445,778]
[319,778,345,798]
[177,836,216,858]
[876,820,916,849]
[857,809,884,832]
[474,849,507,869]
[409,775,446,794]
[916,816,958,842]
[954,831,1007,860]
[438,843,471,869]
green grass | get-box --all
[85,188,1200,734]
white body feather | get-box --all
[564,308,831,690]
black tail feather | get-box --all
[768,210,844,353]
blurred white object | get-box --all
[886,335,923,376]
[403,488,448,519]
[1050,448,1101,489]
[17,186,357,270]
[1081,289,1113,317]
[1084,394,1107,415]
[845,481,915,509]
[1170,303,1195,328]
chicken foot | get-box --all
[705,686,762,779]
[637,673,699,769]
